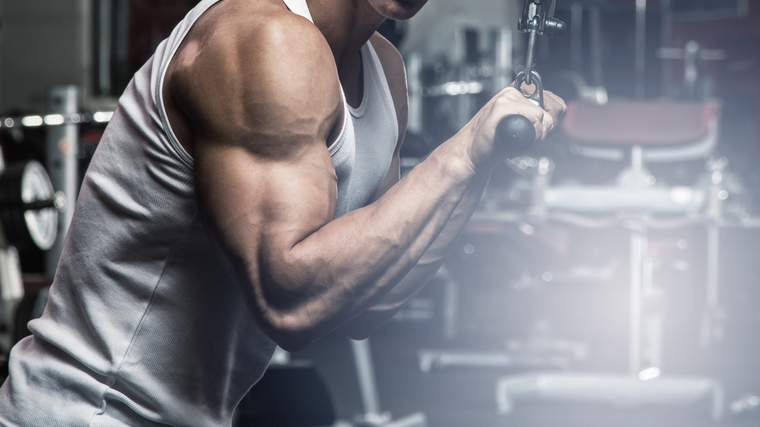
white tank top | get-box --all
[0,0,398,425]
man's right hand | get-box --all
[455,86,566,174]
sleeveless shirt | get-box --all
[0,0,398,425]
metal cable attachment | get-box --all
[524,16,540,86]
[514,70,544,108]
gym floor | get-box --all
[295,327,760,427]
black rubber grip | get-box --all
[495,114,536,158]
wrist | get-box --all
[433,127,480,182]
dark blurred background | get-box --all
[1,1,760,426]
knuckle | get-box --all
[503,86,520,96]
[545,114,555,129]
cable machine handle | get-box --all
[494,114,536,158]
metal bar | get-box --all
[495,27,512,91]
[706,225,720,310]
[385,412,426,427]
[589,5,604,87]
[525,27,538,85]
[660,0,673,97]
[351,338,382,416]
[45,86,80,276]
[22,199,57,211]
[701,225,721,348]
[98,0,113,95]
[406,53,423,134]
[570,2,584,74]
[635,0,647,98]
[438,266,458,340]
[631,145,643,171]
[629,229,645,376]
[496,372,723,419]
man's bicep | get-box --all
[194,141,338,279]
[177,15,344,261]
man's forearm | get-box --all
[209,86,561,351]
[336,170,491,339]
[230,139,484,350]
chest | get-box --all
[331,43,398,218]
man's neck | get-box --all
[306,0,385,64]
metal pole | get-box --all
[438,265,458,340]
[406,52,423,134]
[454,25,470,129]
[706,225,720,317]
[495,27,512,91]
[635,0,647,98]
[351,338,382,416]
[641,257,662,370]
[589,4,604,87]
[45,86,79,276]
[660,0,673,97]
[571,2,584,75]
[701,225,721,348]
[97,0,113,95]
[629,228,645,376]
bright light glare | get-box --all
[730,395,760,413]
[93,111,114,123]
[670,187,693,205]
[638,367,661,381]
[21,115,43,127]
[442,81,484,96]
[44,114,65,125]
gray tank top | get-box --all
[0,0,398,425]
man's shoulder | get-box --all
[369,33,405,79]
[369,33,408,138]
[171,4,338,105]
[190,4,331,74]
[167,3,341,147]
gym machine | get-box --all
[409,0,751,422]
[414,0,570,373]
[0,86,104,350]
[485,1,754,421]
[490,100,732,421]
[0,144,63,350]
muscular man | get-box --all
[0,0,565,425]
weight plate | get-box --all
[0,160,58,250]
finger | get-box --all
[492,88,548,140]
[542,90,568,124]
[541,109,554,139]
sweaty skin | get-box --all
[163,0,566,351]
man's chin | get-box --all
[381,0,427,21]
